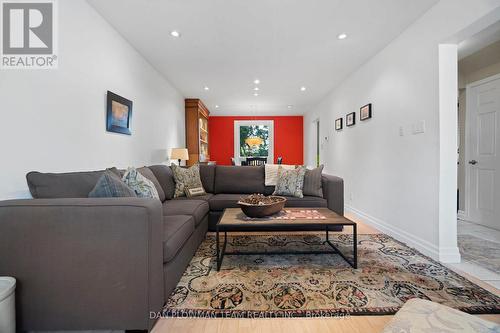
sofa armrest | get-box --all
[321,174,344,216]
[0,198,163,331]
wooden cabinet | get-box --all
[185,99,210,166]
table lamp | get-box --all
[170,148,189,165]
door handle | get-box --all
[469,160,478,165]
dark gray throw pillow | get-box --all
[88,171,137,198]
[303,165,324,198]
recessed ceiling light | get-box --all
[254,93,259,96]
[215,105,219,108]
[254,87,259,91]
[300,86,306,91]
[170,30,181,38]
[254,79,260,85]
[337,33,347,40]
[287,105,293,109]
[204,86,209,91]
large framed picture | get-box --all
[360,103,372,121]
[233,120,274,165]
[346,112,356,126]
[335,118,343,131]
[107,91,132,135]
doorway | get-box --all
[452,24,500,287]
[314,118,320,167]
[457,33,500,231]
[464,74,500,230]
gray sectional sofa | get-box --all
[0,165,343,332]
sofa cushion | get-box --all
[163,215,195,263]
[209,194,327,211]
[137,167,166,201]
[149,165,176,200]
[199,164,216,193]
[264,186,275,196]
[26,170,105,198]
[283,195,327,208]
[88,171,137,198]
[208,194,243,211]
[162,199,209,226]
[171,193,213,202]
[214,166,265,194]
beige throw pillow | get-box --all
[264,164,296,186]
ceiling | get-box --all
[459,39,500,75]
[458,20,500,60]
[88,0,438,116]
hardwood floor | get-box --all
[151,213,500,333]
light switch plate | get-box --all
[412,120,426,134]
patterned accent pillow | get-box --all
[171,163,205,198]
[122,167,160,199]
[88,171,137,198]
[264,164,296,186]
[273,165,306,198]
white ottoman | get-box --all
[382,298,499,333]
[0,277,16,333]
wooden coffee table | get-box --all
[215,207,357,271]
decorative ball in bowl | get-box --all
[237,194,287,218]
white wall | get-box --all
[0,0,185,200]
[304,0,500,261]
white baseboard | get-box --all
[438,246,461,263]
[345,205,460,263]
[457,210,468,221]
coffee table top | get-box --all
[217,207,355,230]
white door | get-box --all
[466,74,500,231]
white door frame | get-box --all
[463,72,500,222]
[438,44,460,263]
[234,120,274,165]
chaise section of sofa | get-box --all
[0,197,164,331]
[1,167,211,332]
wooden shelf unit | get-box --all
[185,99,210,166]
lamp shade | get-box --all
[170,148,189,161]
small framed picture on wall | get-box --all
[335,118,343,131]
[346,112,356,126]
[360,103,372,121]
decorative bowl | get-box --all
[237,194,287,218]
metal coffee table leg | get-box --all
[325,224,358,269]
[216,229,227,271]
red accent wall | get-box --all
[208,116,303,165]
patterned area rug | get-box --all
[458,234,500,274]
[165,234,500,317]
